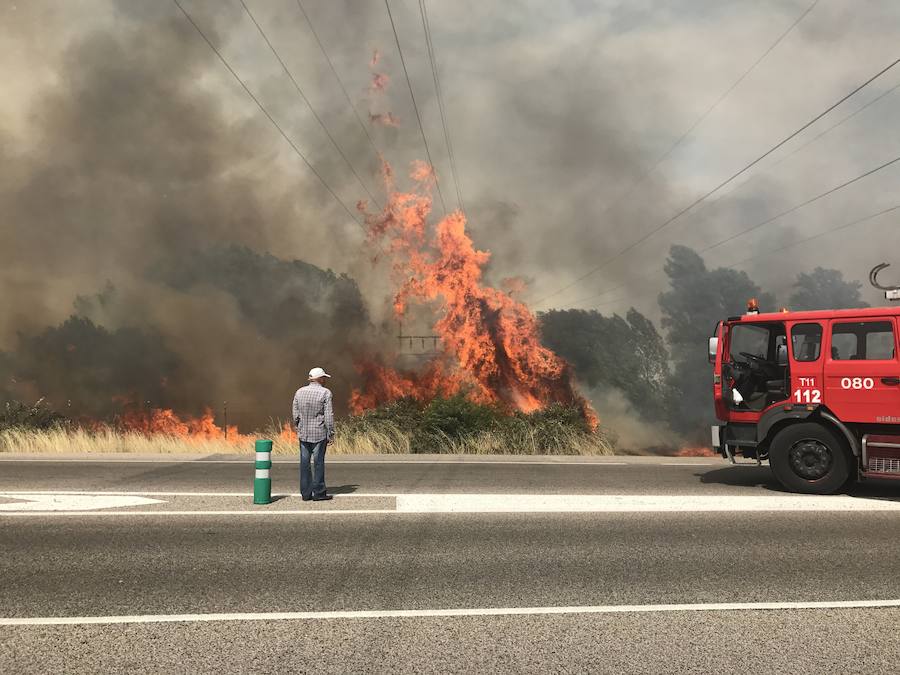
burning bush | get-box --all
[352,161,597,428]
[0,399,612,456]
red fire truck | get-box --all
[709,265,900,494]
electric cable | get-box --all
[295,0,382,162]
[565,153,900,307]
[384,0,447,214]
[581,203,900,311]
[705,79,900,208]
[595,0,820,223]
[173,0,367,229]
[239,0,381,207]
[533,55,900,307]
[419,0,464,212]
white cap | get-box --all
[308,367,331,380]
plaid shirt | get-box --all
[292,382,334,443]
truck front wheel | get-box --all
[769,422,850,495]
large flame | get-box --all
[353,160,597,428]
[115,405,249,441]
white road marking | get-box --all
[1,492,900,515]
[395,494,900,513]
[3,599,899,626]
[0,494,164,512]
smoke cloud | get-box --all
[0,2,385,423]
[2,0,899,429]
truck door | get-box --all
[789,322,824,404]
[824,317,900,424]
[711,322,727,419]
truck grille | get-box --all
[868,457,900,474]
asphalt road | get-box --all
[2,455,899,673]
[0,454,843,495]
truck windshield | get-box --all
[729,324,770,360]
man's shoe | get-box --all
[312,494,333,501]
[301,495,313,502]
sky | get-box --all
[2,0,899,341]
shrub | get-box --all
[343,397,612,455]
[0,399,68,431]
[422,395,504,439]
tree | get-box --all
[659,245,774,441]
[7,317,180,418]
[540,307,672,421]
[788,267,869,311]
[8,247,373,424]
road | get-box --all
[1,455,899,673]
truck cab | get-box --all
[710,302,900,493]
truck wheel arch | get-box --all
[758,407,860,458]
[757,407,814,446]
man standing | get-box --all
[292,367,335,501]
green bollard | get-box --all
[253,439,273,505]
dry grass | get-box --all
[0,422,613,456]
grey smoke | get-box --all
[2,0,899,425]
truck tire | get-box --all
[769,422,850,495]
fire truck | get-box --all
[709,264,900,494]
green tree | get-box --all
[540,307,672,421]
[659,245,774,440]
[7,317,180,418]
[788,267,869,311]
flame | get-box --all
[352,160,597,428]
[370,72,390,93]
[674,446,717,457]
[369,112,400,127]
[367,50,397,127]
[116,405,248,441]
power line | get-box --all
[533,55,900,307]
[705,79,900,208]
[577,203,900,312]
[705,154,900,253]
[419,0,464,212]
[727,204,900,269]
[596,0,820,222]
[595,74,900,279]
[239,0,381,208]
[294,0,382,162]
[566,154,900,307]
[384,0,447,214]
[172,0,367,230]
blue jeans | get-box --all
[299,439,327,498]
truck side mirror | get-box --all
[708,336,719,364]
[776,344,788,366]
